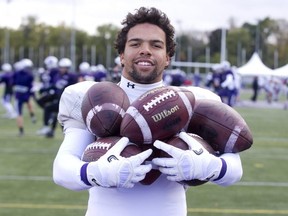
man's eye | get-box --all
[153,44,163,48]
[130,43,139,47]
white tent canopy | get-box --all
[237,52,274,77]
[272,64,288,77]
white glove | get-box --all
[85,137,153,188]
[152,132,222,182]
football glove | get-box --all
[85,137,152,188]
[152,132,222,182]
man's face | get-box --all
[59,67,68,74]
[120,23,170,84]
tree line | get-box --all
[1,16,288,71]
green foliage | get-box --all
[0,96,88,216]
[1,15,288,70]
[226,28,252,66]
[0,17,120,69]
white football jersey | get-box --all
[54,76,241,216]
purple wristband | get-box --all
[213,158,227,181]
[80,163,92,186]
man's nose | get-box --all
[139,43,152,56]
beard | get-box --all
[128,64,162,84]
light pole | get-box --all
[176,20,182,62]
[105,32,111,69]
[220,28,227,62]
[4,0,12,63]
[70,0,77,71]
[255,21,260,53]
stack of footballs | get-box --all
[81,81,253,186]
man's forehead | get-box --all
[127,23,166,42]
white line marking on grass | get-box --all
[236,181,288,187]
[0,175,288,187]
[0,175,52,181]
[187,208,288,215]
[0,203,85,210]
[0,148,55,154]
[1,175,288,187]
[1,203,288,215]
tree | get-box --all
[208,28,222,63]
[226,28,251,66]
[92,24,119,68]
[242,17,278,67]
[271,19,288,67]
[1,15,288,71]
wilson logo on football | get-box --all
[143,90,176,112]
[151,105,180,122]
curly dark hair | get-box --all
[115,7,176,58]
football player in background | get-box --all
[217,61,236,107]
[77,61,93,82]
[53,7,243,216]
[111,56,122,82]
[0,63,17,119]
[39,58,78,138]
[36,56,59,135]
[13,58,36,136]
[93,64,108,82]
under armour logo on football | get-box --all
[107,155,119,162]
[127,82,135,88]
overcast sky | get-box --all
[1,0,288,34]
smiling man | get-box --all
[120,23,170,84]
[53,7,243,216]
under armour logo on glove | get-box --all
[127,82,135,88]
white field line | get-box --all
[1,175,288,187]
[0,175,52,181]
[0,202,288,215]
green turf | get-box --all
[185,106,288,216]
[0,87,287,216]
[0,94,88,216]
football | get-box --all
[81,136,141,162]
[120,86,195,145]
[81,136,159,186]
[161,133,215,186]
[81,82,130,137]
[186,99,253,153]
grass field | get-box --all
[0,87,287,216]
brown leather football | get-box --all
[81,82,130,137]
[186,99,253,153]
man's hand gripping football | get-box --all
[152,132,223,182]
[85,137,152,188]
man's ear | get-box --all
[120,54,125,67]
[164,55,170,69]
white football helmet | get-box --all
[114,56,121,66]
[13,61,23,71]
[1,63,12,72]
[79,62,90,72]
[221,60,231,70]
[44,56,58,69]
[21,58,33,68]
[96,64,106,72]
[58,58,72,68]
